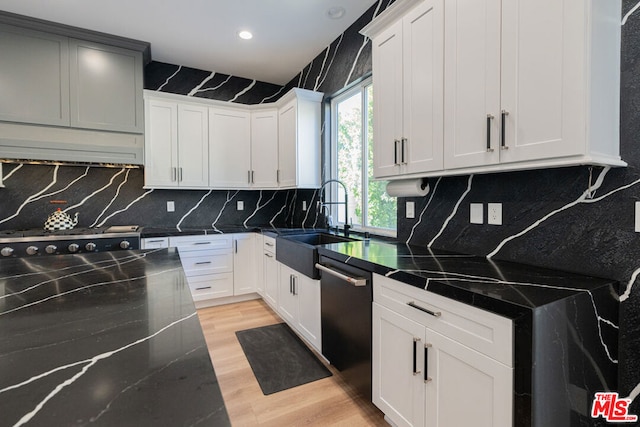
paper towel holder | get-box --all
[385,178,430,198]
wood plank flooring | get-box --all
[197,299,387,426]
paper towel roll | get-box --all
[385,179,430,197]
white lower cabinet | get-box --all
[233,233,257,295]
[262,235,278,309]
[278,263,321,352]
[373,274,513,427]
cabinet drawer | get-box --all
[373,273,512,366]
[263,235,276,253]
[179,250,233,276]
[187,273,234,301]
[141,237,169,249]
[169,234,233,251]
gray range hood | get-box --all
[0,122,144,166]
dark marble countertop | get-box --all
[317,240,618,317]
[0,249,230,427]
[139,225,322,238]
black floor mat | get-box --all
[235,323,332,395]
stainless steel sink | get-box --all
[276,232,358,279]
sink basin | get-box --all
[283,232,355,246]
[276,232,358,279]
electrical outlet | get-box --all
[302,201,307,211]
[166,201,175,212]
[406,201,415,219]
[488,203,502,225]
[470,203,483,224]
[237,201,244,211]
[635,202,640,232]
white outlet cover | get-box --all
[302,201,307,211]
[470,203,483,224]
[237,200,244,211]
[488,203,502,225]
[406,201,415,219]
[166,201,175,212]
[635,201,640,232]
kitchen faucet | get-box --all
[318,179,350,237]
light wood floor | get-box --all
[197,299,387,426]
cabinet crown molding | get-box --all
[360,0,426,38]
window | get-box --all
[328,78,397,236]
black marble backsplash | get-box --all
[0,164,323,231]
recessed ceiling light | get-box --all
[238,30,253,40]
[327,6,346,20]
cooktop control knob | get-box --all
[85,242,97,252]
[1,247,14,257]
[119,240,131,250]
[26,246,39,256]
[68,243,80,253]
[45,245,57,254]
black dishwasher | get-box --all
[317,255,373,401]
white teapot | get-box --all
[44,209,79,231]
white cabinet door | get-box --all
[373,303,426,427]
[209,107,251,188]
[443,0,501,169]
[263,250,279,310]
[499,0,583,163]
[425,328,512,427]
[233,233,257,295]
[278,264,298,324]
[251,109,279,188]
[144,99,178,187]
[372,20,403,179]
[296,274,321,351]
[277,99,297,188]
[403,0,444,174]
[178,104,209,188]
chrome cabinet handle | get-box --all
[276,169,280,183]
[292,276,297,295]
[264,253,273,258]
[424,343,432,383]
[289,274,294,294]
[401,138,407,164]
[486,114,494,152]
[394,140,398,165]
[235,240,238,253]
[248,170,251,184]
[171,167,177,182]
[407,301,441,318]
[412,337,421,375]
[265,242,274,247]
[195,261,212,265]
[251,170,255,184]
[315,263,367,287]
[195,286,212,290]
[193,242,212,245]
[501,110,509,150]
[147,239,165,243]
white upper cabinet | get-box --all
[251,108,279,188]
[277,89,323,189]
[363,0,624,179]
[209,107,252,188]
[365,0,444,178]
[144,94,209,189]
[143,88,322,190]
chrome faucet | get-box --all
[318,179,350,237]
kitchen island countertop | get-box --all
[0,248,230,426]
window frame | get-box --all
[327,77,397,238]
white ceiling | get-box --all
[0,0,378,85]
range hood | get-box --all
[0,121,144,166]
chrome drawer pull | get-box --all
[412,337,421,375]
[424,343,432,383]
[194,242,212,245]
[195,286,212,290]
[265,242,274,247]
[195,261,212,265]
[407,301,441,318]
[315,263,367,287]
[264,253,274,258]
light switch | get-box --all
[406,201,415,219]
[166,201,175,212]
[302,201,307,211]
[635,202,640,232]
[470,203,483,224]
[237,201,244,211]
